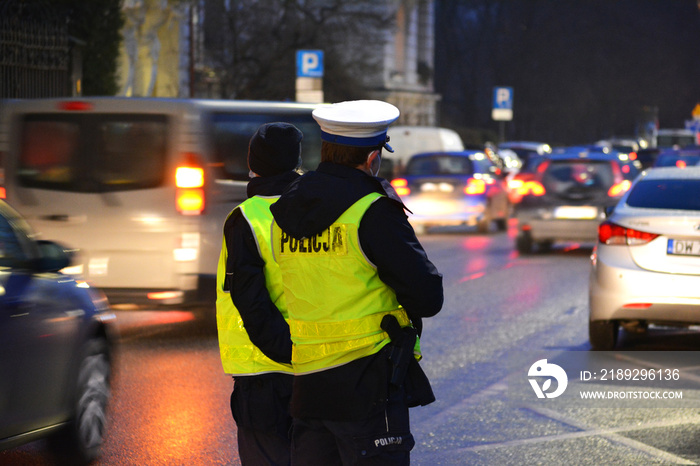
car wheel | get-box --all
[50,337,111,464]
[589,320,619,350]
[536,240,553,252]
[515,231,533,254]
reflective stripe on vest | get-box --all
[216,196,293,375]
[272,192,417,374]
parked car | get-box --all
[390,150,511,233]
[652,148,700,168]
[514,149,632,253]
[0,199,114,464]
[588,166,700,350]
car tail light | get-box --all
[508,179,524,191]
[176,153,205,215]
[676,159,687,169]
[598,221,659,245]
[607,179,631,197]
[517,180,546,197]
[390,178,410,196]
[464,178,486,195]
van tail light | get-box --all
[464,178,486,195]
[390,178,411,196]
[598,221,659,245]
[607,179,631,197]
[176,153,205,215]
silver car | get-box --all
[588,166,700,350]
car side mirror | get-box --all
[36,240,72,273]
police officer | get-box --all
[216,122,304,466]
[270,100,443,465]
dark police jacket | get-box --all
[223,171,300,365]
[270,162,443,421]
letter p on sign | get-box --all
[297,50,324,78]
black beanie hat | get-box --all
[248,122,303,176]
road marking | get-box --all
[417,368,699,464]
[455,408,698,465]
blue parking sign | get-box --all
[297,50,324,78]
[492,86,513,121]
[493,87,513,109]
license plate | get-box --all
[553,206,598,219]
[667,239,700,256]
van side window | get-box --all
[98,121,167,188]
[210,112,322,181]
[19,121,79,184]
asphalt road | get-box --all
[4,220,700,465]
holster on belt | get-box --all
[381,314,436,407]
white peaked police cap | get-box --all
[312,100,400,152]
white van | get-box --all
[383,125,464,176]
[0,98,323,306]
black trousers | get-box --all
[290,387,414,466]
[231,373,294,466]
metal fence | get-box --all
[0,0,74,98]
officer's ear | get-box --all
[367,149,381,176]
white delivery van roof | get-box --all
[386,125,465,167]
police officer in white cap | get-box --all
[270,100,443,465]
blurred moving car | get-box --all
[652,148,700,168]
[390,150,510,233]
[588,167,700,350]
[498,141,552,167]
[384,125,465,177]
[656,128,698,148]
[0,200,114,464]
[514,149,632,253]
[0,97,323,307]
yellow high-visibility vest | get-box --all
[216,196,293,375]
[272,192,416,375]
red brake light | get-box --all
[58,101,93,111]
[464,178,486,195]
[598,221,659,245]
[629,151,638,160]
[676,159,687,169]
[390,178,410,196]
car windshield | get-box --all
[542,160,615,192]
[405,155,475,176]
[626,178,700,211]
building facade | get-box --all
[116,0,438,125]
